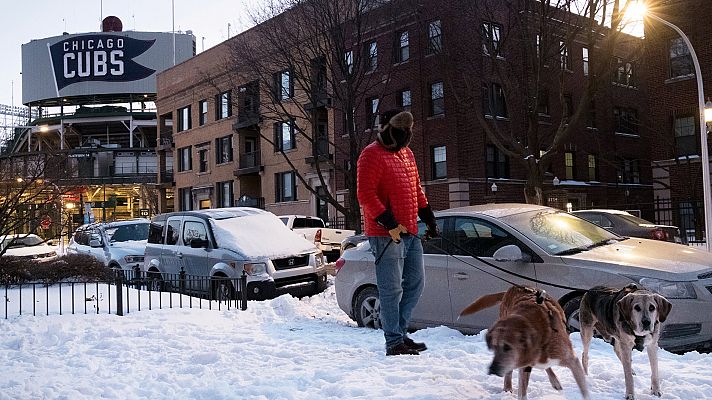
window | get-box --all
[148,221,165,244]
[276,69,293,100]
[366,41,377,71]
[177,106,191,132]
[565,152,575,180]
[613,107,639,135]
[483,83,507,118]
[560,41,570,70]
[582,47,589,76]
[619,159,640,184]
[417,218,446,254]
[674,115,697,156]
[199,100,208,126]
[482,22,501,56]
[588,154,598,181]
[367,98,379,128]
[452,217,516,257]
[239,81,260,118]
[670,37,693,78]
[395,31,409,63]
[179,188,193,212]
[216,91,232,119]
[563,94,573,123]
[344,50,354,75]
[215,135,233,164]
[432,146,446,179]
[182,221,208,248]
[398,89,412,110]
[275,171,297,202]
[274,121,296,151]
[178,146,192,172]
[486,145,509,178]
[166,219,181,244]
[216,181,234,208]
[586,99,597,128]
[430,81,444,116]
[427,19,442,54]
[198,148,208,173]
[537,90,550,116]
[613,58,636,87]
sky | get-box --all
[0,0,262,110]
[2,278,712,399]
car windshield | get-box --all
[2,235,44,249]
[618,213,656,226]
[104,223,150,242]
[500,209,623,256]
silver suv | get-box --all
[67,219,150,271]
[142,207,327,301]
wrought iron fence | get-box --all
[2,269,248,319]
[654,197,706,246]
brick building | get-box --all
[156,0,652,225]
[644,0,712,242]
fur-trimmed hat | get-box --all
[380,111,414,132]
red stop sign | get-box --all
[40,217,52,229]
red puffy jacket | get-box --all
[357,141,428,236]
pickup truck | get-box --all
[279,215,355,262]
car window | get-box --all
[279,217,289,225]
[599,215,614,228]
[165,219,181,245]
[451,217,514,257]
[417,218,446,254]
[5,235,44,248]
[148,221,165,244]
[90,229,103,245]
[619,214,654,226]
[308,219,325,228]
[183,221,208,247]
[293,218,306,228]
[105,223,149,242]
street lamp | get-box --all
[640,6,712,252]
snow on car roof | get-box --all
[439,203,551,219]
[572,209,633,215]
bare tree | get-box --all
[223,0,405,231]
[0,152,76,257]
[443,0,641,204]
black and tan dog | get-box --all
[579,284,672,400]
[461,286,589,400]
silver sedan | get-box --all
[334,203,712,352]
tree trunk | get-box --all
[524,169,545,205]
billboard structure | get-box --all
[22,30,194,106]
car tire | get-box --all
[212,277,235,302]
[354,286,381,329]
[563,296,582,333]
[146,270,164,292]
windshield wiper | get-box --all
[555,239,616,256]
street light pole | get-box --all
[647,13,712,252]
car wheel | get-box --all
[212,277,235,302]
[354,286,381,329]
[146,270,164,291]
[563,296,582,333]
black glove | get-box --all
[375,209,399,231]
[418,205,439,239]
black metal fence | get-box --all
[654,197,706,246]
[2,269,248,319]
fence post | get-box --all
[115,269,124,316]
[240,270,248,311]
[179,268,186,294]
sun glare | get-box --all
[627,1,648,22]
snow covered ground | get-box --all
[2,278,712,400]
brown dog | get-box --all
[579,284,672,400]
[461,286,589,400]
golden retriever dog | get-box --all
[461,285,589,400]
[579,284,672,400]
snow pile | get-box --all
[1,279,712,399]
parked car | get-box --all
[279,215,355,262]
[572,209,684,243]
[67,219,150,271]
[143,208,328,301]
[0,234,58,260]
[334,203,712,352]
[340,234,367,254]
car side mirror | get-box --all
[89,239,102,248]
[493,245,524,262]
[190,238,209,249]
[46,240,54,246]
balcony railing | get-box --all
[239,151,260,169]
[236,196,265,209]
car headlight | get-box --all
[124,255,145,263]
[244,262,267,275]
[634,277,698,299]
[315,252,324,267]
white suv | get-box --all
[67,219,150,272]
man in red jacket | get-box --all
[357,109,438,356]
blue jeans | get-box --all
[369,235,424,349]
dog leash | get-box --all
[423,234,590,293]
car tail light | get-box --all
[650,228,669,241]
[334,257,346,275]
[314,229,322,243]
